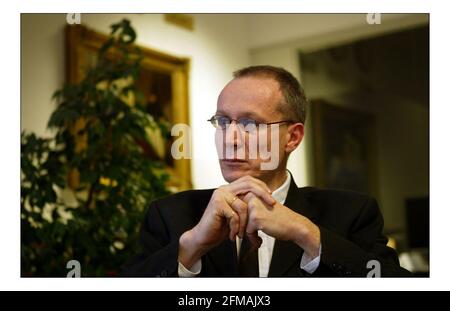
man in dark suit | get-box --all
[122,65,410,277]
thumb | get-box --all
[246,231,262,249]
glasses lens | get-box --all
[239,118,256,127]
[214,116,230,129]
[238,118,257,132]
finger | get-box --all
[219,203,235,219]
[246,232,262,249]
[245,212,258,234]
[223,193,248,238]
[245,215,263,249]
[243,191,255,202]
[245,175,272,193]
[244,191,277,213]
[227,177,271,194]
[220,205,239,241]
[228,213,239,241]
[228,181,275,206]
[233,200,248,238]
[244,176,272,193]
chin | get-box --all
[220,163,260,183]
[219,167,240,182]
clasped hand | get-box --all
[187,175,319,252]
[178,175,321,268]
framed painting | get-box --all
[311,100,378,196]
[65,24,192,191]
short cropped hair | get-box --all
[233,65,308,124]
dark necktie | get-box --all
[238,235,259,277]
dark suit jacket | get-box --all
[122,179,411,277]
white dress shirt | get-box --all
[178,172,321,277]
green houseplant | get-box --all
[21,19,170,276]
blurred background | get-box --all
[21,14,429,276]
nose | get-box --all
[215,119,247,161]
[225,121,244,146]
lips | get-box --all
[221,158,247,163]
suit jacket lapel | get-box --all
[269,180,318,277]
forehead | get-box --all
[217,76,283,119]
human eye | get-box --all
[216,116,231,128]
[239,118,257,127]
[238,118,258,132]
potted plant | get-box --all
[21,19,170,276]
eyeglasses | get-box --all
[207,115,293,132]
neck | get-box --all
[264,170,288,192]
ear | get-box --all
[285,123,304,154]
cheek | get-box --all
[255,128,278,153]
[214,129,225,156]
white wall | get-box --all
[21,14,65,138]
[21,13,250,189]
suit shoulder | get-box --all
[151,188,215,210]
[297,187,380,230]
[299,186,374,210]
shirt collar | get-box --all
[271,171,291,204]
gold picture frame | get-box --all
[65,24,192,191]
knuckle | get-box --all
[250,176,258,183]
[247,200,257,210]
[237,175,247,182]
[247,178,258,186]
[244,175,254,183]
[252,217,261,230]
[210,194,223,207]
[213,195,221,204]
[217,186,226,193]
[236,199,246,208]
[242,194,250,202]
[250,197,260,205]
[230,214,236,222]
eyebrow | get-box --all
[215,110,267,122]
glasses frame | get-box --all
[207,115,295,132]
